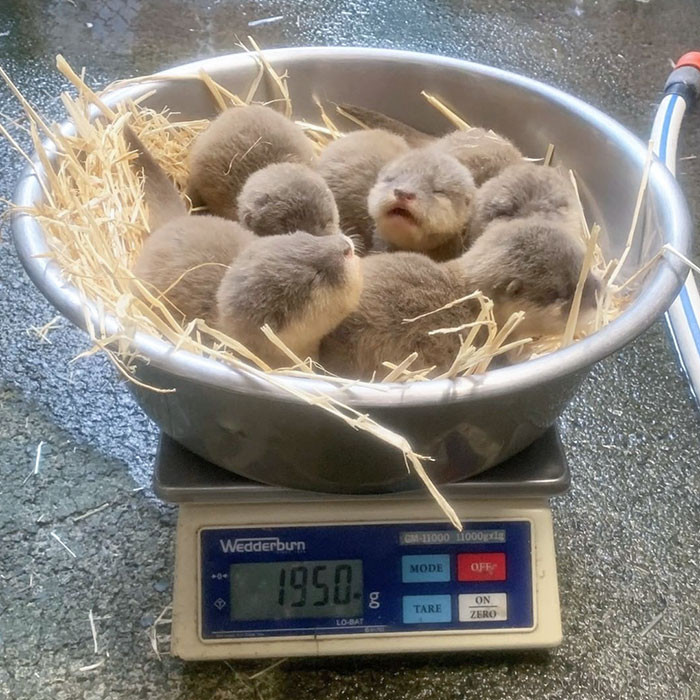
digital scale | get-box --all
[154,429,568,659]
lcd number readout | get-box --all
[230,560,363,621]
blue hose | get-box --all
[652,56,700,405]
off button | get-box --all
[401,555,450,583]
[457,553,506,582]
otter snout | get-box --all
[394,188,416,201]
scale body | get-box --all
[154,430,568,660]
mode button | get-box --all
[401,555,450,583]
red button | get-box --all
[457,553,506,582]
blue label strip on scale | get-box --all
[199,521,533,639]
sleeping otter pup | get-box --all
[133,216,255,325]
[187,104,316,220]
[216,233,363,367]
[469,162,581,244]
[320,216,598,380]
[317,129,410,251]
[367,147,477,262]
[237,163,339,237]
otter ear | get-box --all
[506,279,523,296]
[488,195,518,218]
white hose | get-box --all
[650,93,700,403]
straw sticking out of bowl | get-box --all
[334,103,371,130]
[562,224,601,347]
[543,143,555,167]
[57,54,116,120]
[420,91,471,130]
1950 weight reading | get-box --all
[230,560,364,621]
[277,563,357,607]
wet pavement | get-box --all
[0,1,699,699]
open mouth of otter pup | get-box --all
[385,205,419,225]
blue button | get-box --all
[401,555,451,583]
[402,595,452,624]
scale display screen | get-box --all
[230,560,363,620]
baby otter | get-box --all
[435,129,522,187]
[237,163,339,237]
[133,216,255,325]
[337,103,437,147]
[123,123,256,325]
[455,217,599,340]
[187,104,316,220]
[320,216,598,380]
[216,232,363,367]
[470,162,580,244]
[337,104,522,185]
[317,129,410,251]
[319,251,467,378]
[367,147,476,262]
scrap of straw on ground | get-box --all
[0,46,664,528]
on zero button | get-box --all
[458,593,507,622]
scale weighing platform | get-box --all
[154,428,569,659]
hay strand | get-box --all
[56,54,115,120]
[607,140,654,288]
[421,91,471,130]
[562,223,601,347]
[334,103,371,130]
[543,143,555,167]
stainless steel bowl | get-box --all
[12,48,692,493]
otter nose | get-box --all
[394,188,416,201]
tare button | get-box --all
[457,553,506,581]
[402,595,452,624]
[401,555,451,583]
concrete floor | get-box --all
[1,1,699,698]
